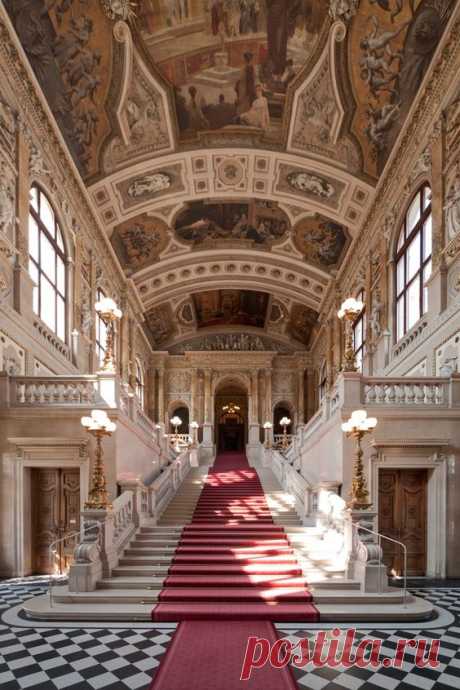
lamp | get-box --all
[342,409,377,510]
[170,415,182,449]
[338,297,364,372]
[279,416,291,450]
[81,409,116,509]
[95,297,122,373]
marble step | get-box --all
[119,556,173,566]
[98,576,361,591]
[21,591,435,622]
[112,565,171,577]
[51,586,409,606]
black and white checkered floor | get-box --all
[1,580,460,689]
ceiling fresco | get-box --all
[293,214,349,269]
[174,198,289,246]
[110,213,170,273]
[193,290,269,328]
[5,0,455,181]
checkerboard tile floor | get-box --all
[0,579,172,689]
[1,581,460,689]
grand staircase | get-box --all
[23,455,433,622]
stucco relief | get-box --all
[166,370,192,395]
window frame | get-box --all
[318,360,327,403]
[353,289,366,373]
[28,185,67,342]
[135,358,145,410]
[95,287,108,367]
[394,185,432,342]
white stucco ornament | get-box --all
[445,171,460,240]
[100,0,137,22]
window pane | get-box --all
[30,186,38,211]
[57,257,66,295]
[423,214,432,260]
[423,260,432,285]
[29,260,39,287]
[406,233,421,281]
[40,194,55,235]
[396,256,405,295]
[40,276,56,332]
[29,215,39,261]
[33,285,39,314]
[397,297,405,340]
[57,297,65,341]
[56,227,65,253]
[407,194,421,232]
[397,230,404,251]
[407,276,421,330]
[423,186,432,210]
[40,232,56,283]
[354,319,363,350]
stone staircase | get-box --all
[22,461,434,622]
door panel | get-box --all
[32,468,80,575]
[378,468,427,577]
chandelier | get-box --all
[222,402,241,414]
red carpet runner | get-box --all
[150,452,318,689]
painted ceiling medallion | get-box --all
[100,0,137,23]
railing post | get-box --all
[346,509,388,593]
[448,373,460,407]
[0,371,11,407]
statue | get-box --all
[445,170,460,240]
[369,290,384,341]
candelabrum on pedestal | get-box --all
[280,416,291,450]
[338,297,364,373]
[95,297,122,373]
[190,421,199,448]
[81,410,116,510]
[170,415,182,450]
[342,409,377,510]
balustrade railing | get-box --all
[362,377,448,406]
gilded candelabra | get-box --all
[338,297,364,373]
[280,416,292,450]
[95,297,122,374]
[81,410,116,510]
[342,410,377,510]
[170,415,182,450]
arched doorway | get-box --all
[273,402,293,435]
[169,405,189,433]
[214,381,248,452]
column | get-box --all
[297,368,305,428]
[202,369,213,449]
[264,368,272,423]
[190,368,198,422]
[158,367,165,424]
[430,121,448,314]
[13,127,34,317]
[147,365,156,421]
[248,370,261,455]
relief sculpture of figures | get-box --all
[445,169,460,240]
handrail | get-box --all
[352,523,408,606]
[48,517,112,608]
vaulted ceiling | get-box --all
[5,0,455,351]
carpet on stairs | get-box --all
[149,452,318,690]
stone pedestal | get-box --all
[345,509,389,593]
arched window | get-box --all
[28,185,67,341]
[135,359,145,409]
[353,289,366,372]
[395,185,432,341]
[95,287,108,366]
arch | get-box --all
[214,377,249,452]
[212,372,251,397]
[393,184,432,342]
[273,401,295,434]
[168,401,189,433]
[28,183,69,342]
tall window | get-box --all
[95,287,108,366]
[28,185,67,341]
[135,359,145,410]
[353,289,366,372]
[395,185,432,341]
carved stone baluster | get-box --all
[405,385,414,405]
[424,385,434,405]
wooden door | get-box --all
[32,468,80,575]
[378,468,427,576]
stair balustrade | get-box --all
[68,448,192,593]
